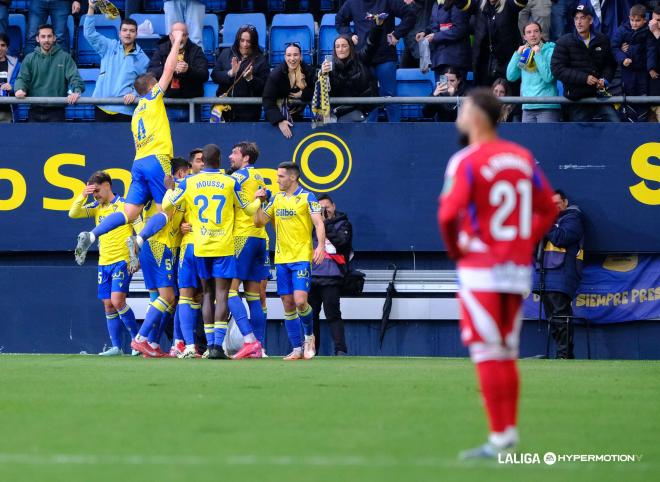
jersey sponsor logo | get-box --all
[199,225,227,237]
[276,208,296,218]
[292,132,352,193]
[296,269,310,279]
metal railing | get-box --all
[1,95,658,123]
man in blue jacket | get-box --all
[336,0,416,122]
[84,1,149,122]
[534,189,585,359]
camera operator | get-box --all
[533,189,585,359]
[309,194,353,356]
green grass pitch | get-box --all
[0,356,658,482]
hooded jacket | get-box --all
[148,38,208,99]
[611,20,649,71]
[506,42,560,110]
[14,44,84,97]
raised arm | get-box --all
[158,30,184,93]
[68,185,97,219]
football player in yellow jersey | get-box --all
[68,171,140,356]
[226,142,271,359]
[253,162,326,360]
[130,157,188,358]
[74,27,184,272]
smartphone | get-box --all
[438,75,448,87]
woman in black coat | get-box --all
[262,43,316,138]
[211,25,269,122]
[319,23,383,122]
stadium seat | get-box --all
[200,81,219,122]
[268,0,286,13]
[320,0,337,11]
[202,13,219,63]
[66,68,98,121]
[112,0,126,12]
[8,0,28,12]
[143,0,162,13]
[7,14,25,58]
[318,14,338,63]
[396,68,435,120]
[240,0,256,12]
[220,13,267,51]
[76,15,121,67]
[131,13,166,59]
[206,0,228,12]
[269,13,315,66]
[557,80,564,97]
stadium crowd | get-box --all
[0,0,659,125]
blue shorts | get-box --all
[178,244,200,289]
[276,262,311,296]
[235,236,270,282]
[125,154,171,205]
[196,255,237,280]
[140,240,175,290]
[97,261,132,299]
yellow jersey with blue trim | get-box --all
[131,84,173,160]
[69,194,133,266]
[178,170,225,249]
[164,168,248,257]
[231,166,267,239]
[263,186,321,264]
[142,198,185,250]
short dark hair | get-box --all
[203,143,221,169]
[88,171,112,186]
[189,148,203,162]
[37,24,55,36]
[630,4,646,17]
[441,65,463,80]
[0,32,10,47]
[317,194,334,204]
[171,156,190,175]
[278,162,300,179]
[134,72,157,96]
[469,88,502,128]
[554,189,567,201]
[121,18,138,30]
[233,141,260,165]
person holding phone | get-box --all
[423,66,467,122]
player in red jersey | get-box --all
[438,89,557,459]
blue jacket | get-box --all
[611,21,649,71]
[424,3,471,72]
[5,54,20,89]
[336,0,416,65]
[533,205,585,298]
[506,42,559,110]
[84,15,149,115]
[648,29,660,96]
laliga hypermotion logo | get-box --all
[292,133,352,193]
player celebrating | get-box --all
[68,171,139,356]
[163,144,262,360]
[253,163,326,360]
[227,142,270,359]
[74,28,185,267]
[438,89,556,458]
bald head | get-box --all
[169,22,188,46]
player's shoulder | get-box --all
[446,144,481,177]
[144,83,163,101]
[231,167,249,184]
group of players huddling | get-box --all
[71,30,326,361]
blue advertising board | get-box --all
[0,123,658,252]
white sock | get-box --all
[292,347,303,355]
[136,235,144,248]
[244,333,257,343]
[89,232,96,243]
[148,342,159,349]
[174,339,184,345]
[135,334,146,342]
[304,335,314,342]
[489,428,517,449]
[185,344,196,350]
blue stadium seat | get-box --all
[143,0,162,13]
[7,14,25,58]
[557,80,564,97]
[220,13,267,51]
[131,13,166,59]
[66,68,99,121]
[203,13,219,63]
[395,17,403,64]
[76,15,121,67]
[268,0,286,13]
[240,0,256,12]
[269,14,315,66]
[320,0,337,11]
[8,0,28,12]
[396,68,435,120]
[200,81,219,122]
[206,0,228,12]
[318,14,338,63]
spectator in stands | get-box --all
[262,42,315,138]
[84,3,149,122]
[400,0,434,68]
[309,194,352,357]
[506,21,561,122]
[551,4,618,121]
[336,0,417,122]
[550,0,577,40]
[211,25,269,122]
[14,24,84,122]
[452,0,529,89]
[148,21,207,121]
[648,6,660,121]
[612,4,650,98]
[26,0,81,53]
[423,66,467,121]
[0,32,19,122]
[164,0,205,47]
[519,0,552,41]
[533,188,584,359]
[415,0,471,81]
[0,0,8,36]
[320,21,384,122]
[492,77,522,121]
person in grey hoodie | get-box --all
[14,24,84,122]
